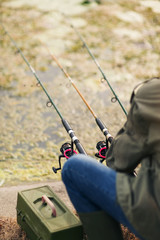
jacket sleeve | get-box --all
[106,126,144,173]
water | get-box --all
[0,0,129,186]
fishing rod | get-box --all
[61,13,127,116]
[43,44,113,161]
[0,22,87,173]
[46,50,137,175]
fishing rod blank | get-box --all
[61,13,127,116]
[45,45,113,145]
[0,23,86,172]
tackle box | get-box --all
[16,185,83,240]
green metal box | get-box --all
[16,185,83,240]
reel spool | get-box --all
[52,142,77,173]
[95,140,108,163]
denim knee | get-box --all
[61,154,88,184]
[61,154,78,182]
[62,153,85,171]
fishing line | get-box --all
[0,23,87,164]
[61,12,128,116]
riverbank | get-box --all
[0,0,160,186]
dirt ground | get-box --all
[0,181,140,240]
[0,217,140,240]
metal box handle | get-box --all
[42,195,57,217]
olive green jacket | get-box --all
[106,78,160,240]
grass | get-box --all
[0,0,160,185]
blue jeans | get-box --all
[62,154,144,240]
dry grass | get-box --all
[0,217,29,240]
[0,217,140,240]
[121,225,140,240]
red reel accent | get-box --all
[64,149,78,159]
[99,147,107,159]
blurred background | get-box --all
[0,0,160,186]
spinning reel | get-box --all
[52,142,77,173]
[95,140,108,163]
